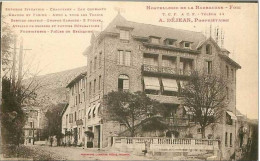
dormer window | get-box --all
[165,39,177,46]
[206,44,212,55]
[120,30,130,40]
[184,42,191,48]
[150,36,160,44]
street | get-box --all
[24,145,153,160]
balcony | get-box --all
[142,64,191,77]
[165,117,189,126]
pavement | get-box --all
[23,145,153,160]
[1,145,203,160]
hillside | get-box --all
[23,66,87,111]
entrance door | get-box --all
[74,128,78,145]
[97,125,101,148]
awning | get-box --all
[162,78,178,91]
[95,103,101,115]
[143,77,160,90]
[87,106,92,118]
[226,111,237,120]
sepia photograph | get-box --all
[0,1,258,160]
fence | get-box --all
[113,137,219,154]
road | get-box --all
[25,145,153,160]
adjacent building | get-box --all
[61,14,241,159]
[23,106,42,145]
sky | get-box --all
[2,2,258,119]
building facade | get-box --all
[23,106,42,145]
[61,14,241,159]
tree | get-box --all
[181,71,227,138]
[42,103,65,146]
[102,91,165,137]
[1,18,45,148]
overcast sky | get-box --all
[3,2,258,119]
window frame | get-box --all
[118,74,130,92]
[117,50,131,66]
[206,44,212,55]
[119,30,130,40]
[184,42,191,49]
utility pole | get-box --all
[17,38,32,92]
[12,36,17,91]
[17,38,23,89]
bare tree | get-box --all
[181,71,227,138]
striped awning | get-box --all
[226,111,237,120]
[162,78,178,91]
[143,77,160,90]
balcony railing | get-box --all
[142,64,191,76]
[165,117,189,126]
[112,137,219,152]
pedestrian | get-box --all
[50,137,53,147]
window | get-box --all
[74,112,77,121]
[89,82,92,97]
[231,69,234,81]
[99,52,102,67]
[226,112,233,125]
[150,37,160,44]
[206,44,212,55]
[30,122,33,128]
[125,51,131,66]
[120,30,130,40]
[66,115,68,126]
[143,54,158,66]
[83,91,86,102]
[165,39,176,46]
[184,42,191,48]
[79,128,81,139]
[162,56,176,68]
[94,57,97,70]
[230,133,232,147]
[226,87,229,100]
[117,50,131,66]
[71,86,74,96]
[69,114,72,123]
[98,75,101,91]
[29,130,33,136]
[90,61,92,73]
[118,50,124,65]
[225,132,228,147]
[226,65,229,78]
[94,79,96,95]
[75,96,78,105]
[118,75,129,92]
[78,93,81,104]
[197,128,202,133]
[206,61,212,74]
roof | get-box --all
[219,54,241,69]
[60,103,69,117]
[66,71,87,88]
[104,14,206,50]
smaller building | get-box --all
[61,72,87,146]
[22,106,42,145]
